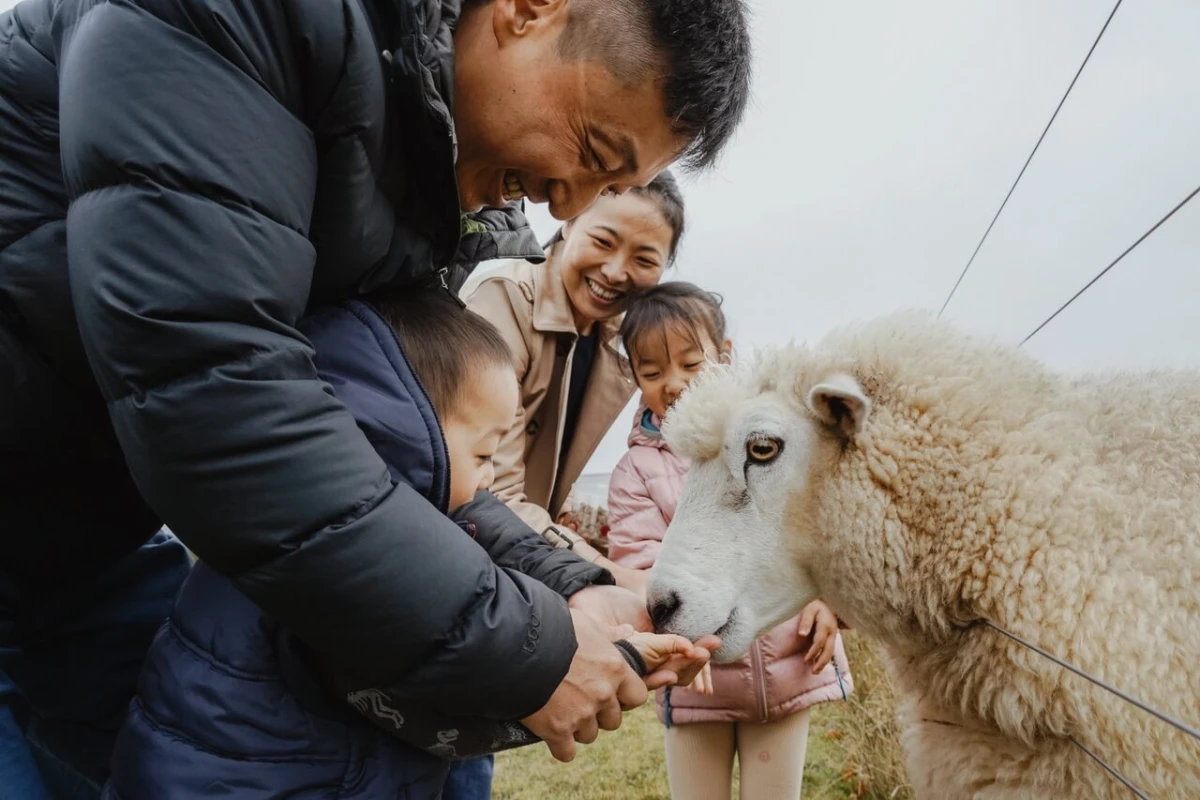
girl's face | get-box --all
[632,325,731,421]
[558,192,673,332]
[444,363,519,511]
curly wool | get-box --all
[666,311,1200,798]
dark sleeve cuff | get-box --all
[453,491,614,597]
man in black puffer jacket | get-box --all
[0,0,751,793]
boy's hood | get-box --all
[298,300,450,514]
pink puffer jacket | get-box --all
[608,405,854,725]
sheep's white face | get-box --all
[648,372,868,662]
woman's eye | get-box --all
[591,236,612,249]
[746,437,782,463]
[637,259,660,269]
[685,362,703,370]
[640,373,661,381]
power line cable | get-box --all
[938,0,1124,318]
[1019,183,1200,346]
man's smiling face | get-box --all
[451,0,687,219]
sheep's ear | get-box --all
[806,374,870,439]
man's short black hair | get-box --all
[558,0,753,171]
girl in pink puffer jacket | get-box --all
[607,282,853,800]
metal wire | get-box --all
[938,0,1124,318]
[1070,736,1150,799]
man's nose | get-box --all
[548,180,624,220]
[648,590,682,632]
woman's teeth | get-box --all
[503,171,525,201]
[586,277,621,302]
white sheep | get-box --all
[647,311,1200,799]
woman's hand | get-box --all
[556,510,581,532]
[798,599,839,674]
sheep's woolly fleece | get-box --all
[664,311,1200,798]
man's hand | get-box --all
[798,599,839,674]
[520,610,646,762]
[568,584,651,632]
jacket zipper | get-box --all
[750,640,769,723]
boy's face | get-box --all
[444,363,520,511]
[452,0,687,219]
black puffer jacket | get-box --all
[0,0,593,714]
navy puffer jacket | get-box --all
[103,299,612,798]
[0,0,582,716]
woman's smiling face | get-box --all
[558,192,673,332]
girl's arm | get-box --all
[606,453,669,570]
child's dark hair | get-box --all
[619,281,727,370]
[543,169,686,263]
[366,288,513,419]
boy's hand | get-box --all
[613,628,720,693]
[798,599,839,674]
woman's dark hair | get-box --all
[366,288,513,419]
[619,281,727,370]
[543,169,686,263]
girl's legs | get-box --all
[664,722,736,800]
[735,709,812,800]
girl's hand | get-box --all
[798,600,839,674]
[678,661,714,696]
[556,510,580,532]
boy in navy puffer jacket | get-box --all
[102,288,711,799]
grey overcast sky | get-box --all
[10,0,1196,484]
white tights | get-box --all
[662,710,812,800]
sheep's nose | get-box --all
[648,591,682,632]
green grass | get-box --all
[494,634,913,800]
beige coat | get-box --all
[462,249,636,550]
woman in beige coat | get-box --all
[462,171,684,593]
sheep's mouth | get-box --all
[714,610,737,639]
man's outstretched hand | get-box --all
[520,609,646,763]
[567,584,651,632]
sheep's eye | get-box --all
[746,437,782,464]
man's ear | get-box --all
[805,373,870,439]
[493,0,568,43]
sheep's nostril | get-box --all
[648,591,682,632]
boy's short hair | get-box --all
[366,288,513,419]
